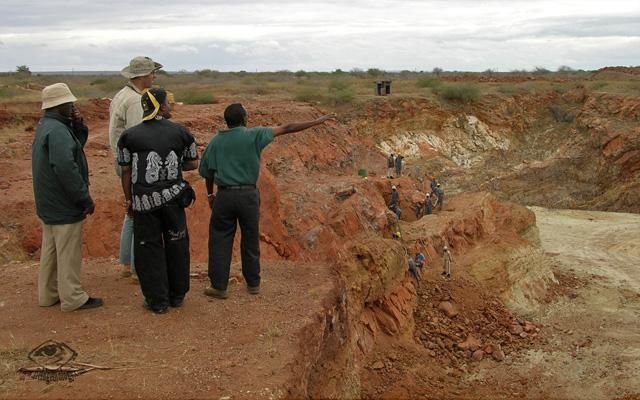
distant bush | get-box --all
[432,67,444,76]
[324,87,354,105]
[435,83,480,102]
[328,80,351,91]
[367,68,384,77]
[325,80,355,105]
[295,88,323,103]
[177,91,216,104]
[88,77,122,93]
[557,65,575,73]
[15,65,31,75]
[533,66,551,75]
[416,77,442,88]
[195,69,220,78]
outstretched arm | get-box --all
[272,113,336,137]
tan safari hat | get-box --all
[121,56,163,79]
[41,83,77,110]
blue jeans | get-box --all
[119,213,135,273]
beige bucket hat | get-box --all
[41,83,77,110]
[121,56,163,79]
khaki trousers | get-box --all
[443,259,451,275]
[38,221,89,312]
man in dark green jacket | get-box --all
[32,83,102,311]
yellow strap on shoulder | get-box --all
[142,89,161,121]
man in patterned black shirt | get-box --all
[117,88,199,314]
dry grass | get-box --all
[1,70,638,108]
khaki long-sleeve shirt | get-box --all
[109,84,144,163]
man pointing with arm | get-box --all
[199,103,335,299]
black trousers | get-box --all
[134,202,190,310]
[208,188,260,291]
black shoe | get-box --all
[169,297,184,308]
[78,297,103,310]
[143,299,169,314]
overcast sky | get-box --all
[1,0,639,72]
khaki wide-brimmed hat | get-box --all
[121,56,163,79]
[41,83,77,110]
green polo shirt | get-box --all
[199,126,273,186]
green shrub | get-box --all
[367,68,384,77]
[324,87,355,105]
[416,78,442,88]
[435,83,480,102]
[328,80,351,91]
[295,88,324,103]
[0,86,22,98]
[92,77,123,93]
[177,91,216,104]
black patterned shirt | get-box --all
[117,116,198,212]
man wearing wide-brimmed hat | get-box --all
[32,83,103,311]
[109,56,162,280]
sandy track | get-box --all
[533,207,640,291]
[470,207,640,399]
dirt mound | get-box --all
[592,66,640,79]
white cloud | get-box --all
[169,45,200,54]
[0,0,639,71]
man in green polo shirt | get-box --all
[199,103,335,299]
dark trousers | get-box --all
[134,202,190,310]
[208,188,260,291]
[425,202,432,215]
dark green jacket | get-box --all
[32,111,93,225]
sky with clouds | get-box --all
[1,0,639,72]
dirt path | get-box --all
[470,207,640,399]
[0,260,335,399]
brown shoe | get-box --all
[204,286,228,299]
[247,285,260,295]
